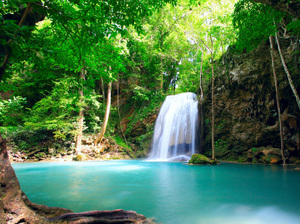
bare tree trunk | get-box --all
[199,51,204,154]
[160,56,164,89]
[269,36,286,166]
[94,82,112,146]
[199,51,204,102]
[275,32,300,110]
[0,134,71,224]
[75,68,85,153]
[210,37,215,160]
[100,77,106,105]
[211,61,215,160]
[117,75,128,145]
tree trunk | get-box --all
[94,82,112,146]
[211,60,215,160]
[199,51,204,154]
[199,51,204,102]
[210,37,215,160]
[100,77,106,105]
[117,75,128,145]
[75,68,85,153]
[275,32,300,110]
[160,56,164,89]
[0,134,71,224]
[269,36,286,166]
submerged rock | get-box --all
[188,154,218,165]
[49,209,156,224]
[168,155,191,162]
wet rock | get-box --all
[247,146,282,164]
[48,148,55,154]
[188,154,218,165]
[205,36,300,163]
[49,209,156,224]
[73,153,88,161]
[168,155,191,162]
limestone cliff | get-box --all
[203,35,299,164]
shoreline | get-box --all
[10,154,300,170]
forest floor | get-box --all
[7,135,144,163]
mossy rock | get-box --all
[73,153,87,161]
[188,154,218,165]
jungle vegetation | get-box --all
[0,0,299,158]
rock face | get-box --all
[204,35,300,163]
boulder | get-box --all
[73,153,88,161]
[188,154,218,165]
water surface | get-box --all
[13,160,300,224]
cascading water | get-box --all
[149,92,198,161]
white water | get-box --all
[149,92,198,161]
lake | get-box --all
[13,160,300,224]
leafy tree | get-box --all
[233,0,300,109]
[233,0,281,52]
[0,96,26,127]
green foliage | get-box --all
[24,77,82,140]
[125,91,166,136]
[114,135,131,151]
[3,0,286,160]
[287,19,300,36]
[251,147,258,153]
[232,0,283,52]
[0,96,27,126]
[3,127,54,153]
[188,153,217,165]
[132,86,150,102]
[35,152,46,159]
[215,139,229,157]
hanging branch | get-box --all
[274,29,300,110]
[75,67,86,153]
[210,35,216,160]
[269,36,286,166]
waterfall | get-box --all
[149,92,199,161]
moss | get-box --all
[188,154,217,165]
[237,157,248,163]
[73,153,87,161]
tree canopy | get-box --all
[0,0,299,155]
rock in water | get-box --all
[188,154,218,165]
